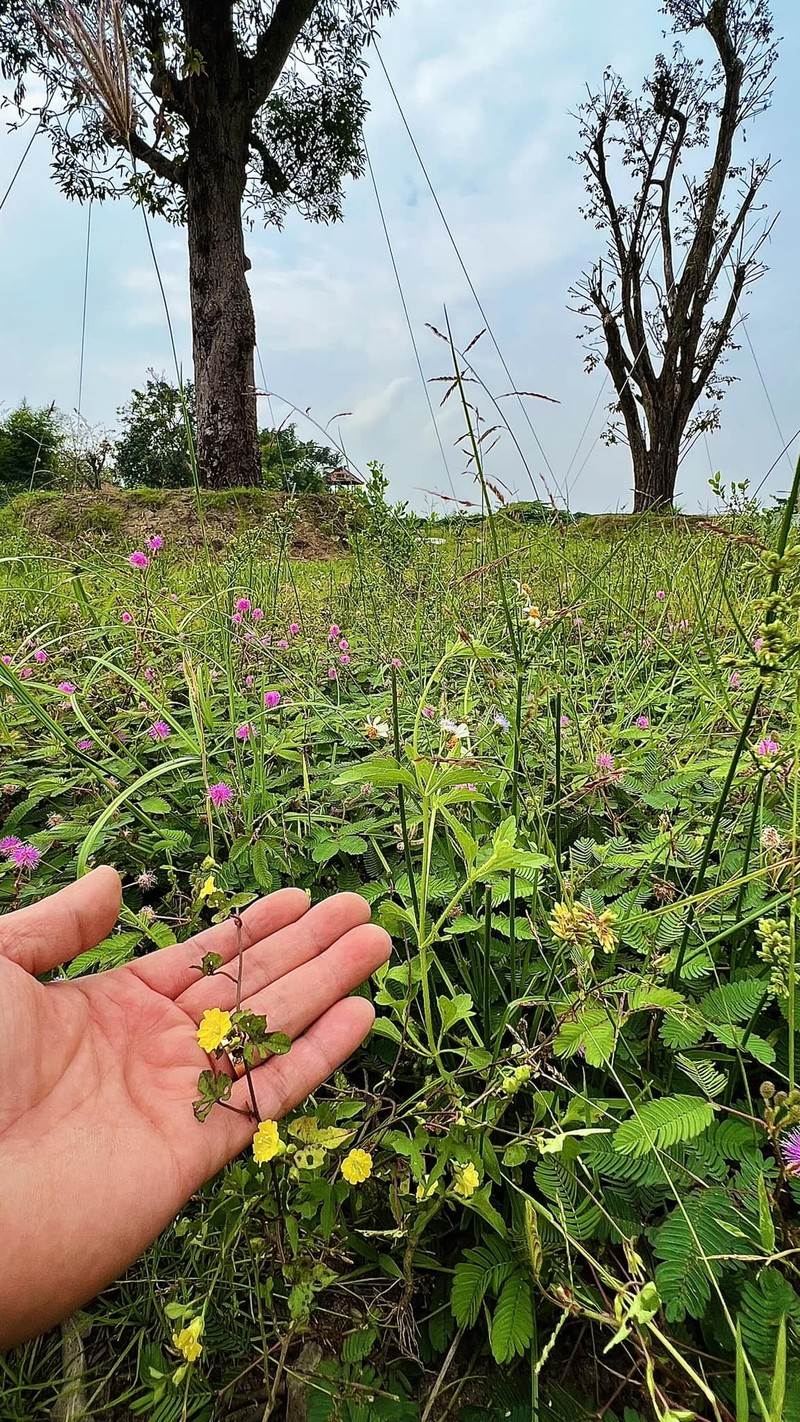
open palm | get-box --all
[0,868,390,1348]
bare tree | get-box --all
[570,0,778,512]
[0,1,395,489]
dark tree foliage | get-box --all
[259,423,340,493]
[0,0,396,489]
[0,401,64,496]
[570,0,778,512]
[115,374,196,488]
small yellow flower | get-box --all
[594,910,618,953]
[524,604,542,629]
[341,1148,373,1185]
[172,1316,203,1363]
[252,1118,283,1164]
[452,1162,480,1198]
[197,1007,232,1053]
[199,873,217,900]
[549,900,593,946]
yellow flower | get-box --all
[341,1148,373,1185]
[452,1162,480,1198]
[197,1007,232,1053]
[594,910,618,953]
[549,900,593,947]
[199,873,217,900]
[252,1118,283,1164]
[172,1316,203,1363]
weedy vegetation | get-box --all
[1,443,800,1421]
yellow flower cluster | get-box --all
[452,1162,480,1198]
[341,1148,373,1185]
[196,1007,232,1053]
[172,1317,203,1363]
[549,901,617,954]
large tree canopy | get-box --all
[0,1,396,488]
[570,0,778,512]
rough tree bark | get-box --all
[184,11,260,488]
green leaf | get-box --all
[613,1096,715,1158]
[139,795,171,815]
[490,1271,533,1364]
[251,840,274,892]
[555,1006,616,1067]
[335,759,417,791]
[451,1239,514,1327]
[438,992,475,1035]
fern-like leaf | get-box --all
[613,1095,715,1158]
[489,1270,534,1364]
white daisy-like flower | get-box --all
[364,715,390,741]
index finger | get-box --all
[127,887,311,997]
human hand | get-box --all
[0,868,390,1348]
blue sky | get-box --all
[1,0,798,512]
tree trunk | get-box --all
[186,111,261,490]
[632,436,680,514]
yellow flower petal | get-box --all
[252,1118,283,1164]
[172,1317,203,1363]
[452,1162,480,1198]
[197,1007,232,1054]
[199,874,216,900]
[341,1148,373,1185]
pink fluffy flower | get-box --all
[754,637,764,654]
[327,666,337,680]
[245,675,254,689]
[33,649,48,664]
[756,737,779,757]
[12,844,41,870]
[264,691,281,709]
[781,1126,800,1172]
[19,667,32,679]
[129,551,148,570]
[596,752,615,772]
[76,738,94,752]
[338,638,349,651]
[635,716,650,729]
[252,608,264,621]
[148,720,170,741]
[236,598,251,613]
[560,715,570,728]
[231,612,243,626]
[147,535,163,552]
[58,681,77,695]
[288,622,300,636]
[655,590,666,601]
[208,782,234,807]
[235,722,253,741]
[143,667,155,682]
[340,654,351,665]
[121,611,133,625]
[1,655,11,665]
[276,639,289,649]
[729,671,741,689]
[328,624,340,641]
[422,706,435,719]
[391,657,402,669]
[0,836,22,858]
